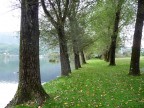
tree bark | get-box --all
[109,1,122,66]
[129,0,144,76]
[57,26,71,76]
[80,51,86,64]
[104,49,110,62]
[6,1,49,107]
[74,51,81,69]
[72,39,81,69]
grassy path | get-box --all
[17,58,144,108]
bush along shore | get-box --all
[16,57,144,108]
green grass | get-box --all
[16,57,144,108]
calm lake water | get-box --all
[0,55,61,108]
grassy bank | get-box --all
[17,57,144,108]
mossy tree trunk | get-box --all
[6,0,49,107]
[129,0,144,76]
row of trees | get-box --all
[6,0,144,107]
[40,0,94,74]
[129,0,144,75]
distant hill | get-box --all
[0,32,19,55]
[0,43,19,55]
[0,32,49,55]
[0,32,19,45]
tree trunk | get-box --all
[74,52,81,69]
[77,54,81,68]
[129,0,144,76]
[72,40,81,69]
[104,50,110,62]
[109,2,122,66]
[57,26,71,76]
[109,38,116,65]
[107,49,110,62]
[69,13,81,69]
[6,1,49,107]
[41,0,71,76]
[80,51,86,64]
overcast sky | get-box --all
[0,0,20,32]
[0,0,143,48]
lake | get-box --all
[0,55,61,108]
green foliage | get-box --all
[16,57,144,108]
[39,0,96,53]
[39,17,59,50]
[86,0,136,55]
[120,0,136,27]
[86,0,115,54]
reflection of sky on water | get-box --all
[0,56,19,82]
[40,58,61,83]
[0,56,61,83]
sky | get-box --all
[0,0,143,48]
[0,0,20,32]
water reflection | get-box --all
[0,55,61,83]
[0,55,61,108]
[0,55,19,82]
[40,57,61,83]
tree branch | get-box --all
[41,0,57,28]
[56,0,62,19]
[62,0,69,22]
[48,0,59,20]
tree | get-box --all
[109,0,124,66]
[87,0,135,62]
[6,0,49,107]
[68,0,82,69]
[87,0,115,60]
[129,0,144,75]
[68,0,96,64]
[40,19,59,49]
[41,0,71,76]
[80,51,87,64]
